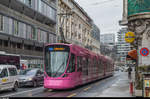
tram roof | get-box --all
[45,43,113,61]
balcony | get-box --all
[0,0,56,26]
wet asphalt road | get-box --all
[0,71,122,97]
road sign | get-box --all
[140,48,149,56]
[125,32,135,43]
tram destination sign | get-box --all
[47,45,70,52]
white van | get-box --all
[0,65,19,91]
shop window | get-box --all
[4,40,8,47]
[17,43,22,49]
[12,42,16,48]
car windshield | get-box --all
[19,69,37,76]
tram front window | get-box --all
[45,50,69,77]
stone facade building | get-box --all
[121,0,150,95]
[121,0,150,66]
[57,0,100,53]
[0,0,57,69]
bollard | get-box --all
[130,82,133,95]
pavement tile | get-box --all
[96,72,134,97]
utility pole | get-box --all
[57,12,72,43]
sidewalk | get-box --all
[96,72,135,97]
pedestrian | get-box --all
[128,67,132,79]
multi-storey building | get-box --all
[117,28,130,63]
[0,0,57,69]
[57,0,92,49]
[100,33,115,48]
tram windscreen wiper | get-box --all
[53,62,65,77]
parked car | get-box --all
[0,65,19,92]
[18,68,44,87]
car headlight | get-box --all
[28,78,32,81]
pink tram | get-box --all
[44,43,114,89]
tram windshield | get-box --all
[45,45,70,77]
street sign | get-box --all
[125,32,135,43]
[140,48,149,56]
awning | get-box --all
[126,50,137,60]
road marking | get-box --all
[2,87,44,97]
[67,93,77,97]
[83,86,91,91]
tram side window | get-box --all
[101,59,105,72]
[67,54,75,73]
[93,57,97,74]
[99,60,103,73]
[86,58,88,75]
[82,57,87,76]
[77,56,82,72]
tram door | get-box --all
[77,56,82,85]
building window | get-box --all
[4,40,8,47]
[25,0,32,7]
[8,18,13,35]
[13,20,19,36]
[38,29,47,43]
[37,29,41,42]
[0,15,3,31]
[19,22,26,39]
[17,43,22,49]
[31,28,37,40]
[0,40,2,46]
[12,42,16,48]
[26,25,32,40]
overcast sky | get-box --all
[75,0,123,35]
